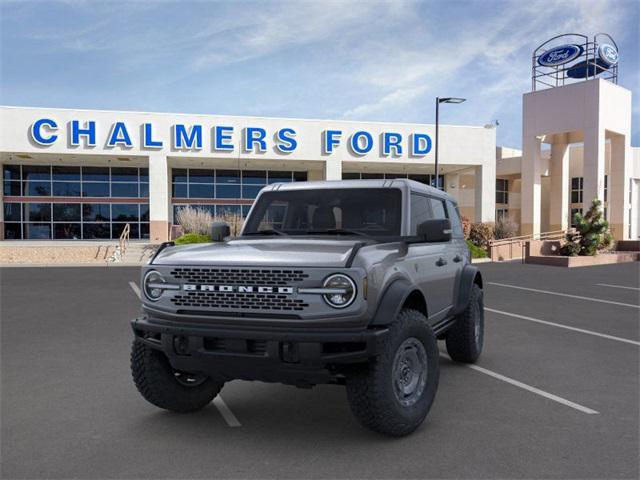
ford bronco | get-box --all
[130,179,484,436]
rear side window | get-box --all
[410,194,432,234]
[429,198,448,220]
[446,200,464,238]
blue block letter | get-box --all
[71,120,96,146]
[173,124,203,149]
[30,118,58,145]
[350,131,373,155]
[143,123,163,148]
[275,128,297,153]
[244,127,267,152]
[383,132,403,156]
[214,126,234,151]
[411,133,432,156]
[323,130,342,154]
[107,122,133,147]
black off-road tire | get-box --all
[345,309,439,437]
[131,340,223,413]
[445,283,484,363]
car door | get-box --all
[445,199,468,272]
[407,193,455,320]
[424,197,458,318]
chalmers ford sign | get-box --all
[29,118,434,157]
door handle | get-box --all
[453,255,463,263]
[436,257,447,267]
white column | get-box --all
[582,126,606,210]
[148,153,170,242]
[609,134,631,240]
[549,136,570,231]
[0,165,4,240]
[474,162,495,223]
[521,135,542,236]
[324,159,342,180]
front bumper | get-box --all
[131,315,388,386]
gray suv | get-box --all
[130,179,484,436]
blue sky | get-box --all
[1,0,638,148]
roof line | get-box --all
[0,105,488,130]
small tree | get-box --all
[560,199,613,256]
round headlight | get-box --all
[322,274,356,308]
[143,270,165,301]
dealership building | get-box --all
[0,34,638,243]
[0,107,499,242]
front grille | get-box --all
[170,268,309,286]
[171,292,309,311]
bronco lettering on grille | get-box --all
[183,284,295,294]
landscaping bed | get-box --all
[525,251,639,267]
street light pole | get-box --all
[434,96,466,190]
[435,97,440,190]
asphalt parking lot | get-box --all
[1,262,639,479]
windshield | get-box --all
[243,188,402,237]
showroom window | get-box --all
[171,169,307,222]
[2,164,149,240]
[570,177,583,204]
[4,202,149,240]
[342,172,445,190]
[3,165,149,199]
[496,179,509,204]
[171,168,306,200]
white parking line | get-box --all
[440,354,599,415]
[129,281,141,300]
[486,307,640,347]
[596,283,640,291]
[213,396,242,427]
[489,282,640,309]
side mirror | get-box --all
[417,219,452,242]
[210,222,231,242]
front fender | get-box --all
[369,278,415,326]
[453,265,483,315]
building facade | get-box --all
[0,106,497,242]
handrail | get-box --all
[488,228,576,263]
[489,228,572,247]
[119,223,131,256]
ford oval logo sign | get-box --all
[538,44,583,67]
[598,44,618,67]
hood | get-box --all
[151,238,362,267]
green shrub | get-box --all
[469,222,495,249]
[466,240,487,259]
[560,199,613,256]
[174,233,212,245]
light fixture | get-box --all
[438,97,466,104]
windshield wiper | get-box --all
[305,228,368,237]
[243,229,287,236]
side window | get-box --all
[446,200,464,238]
[429,198,448,220]
[410,194,432,234]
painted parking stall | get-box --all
[2,261,639,478]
